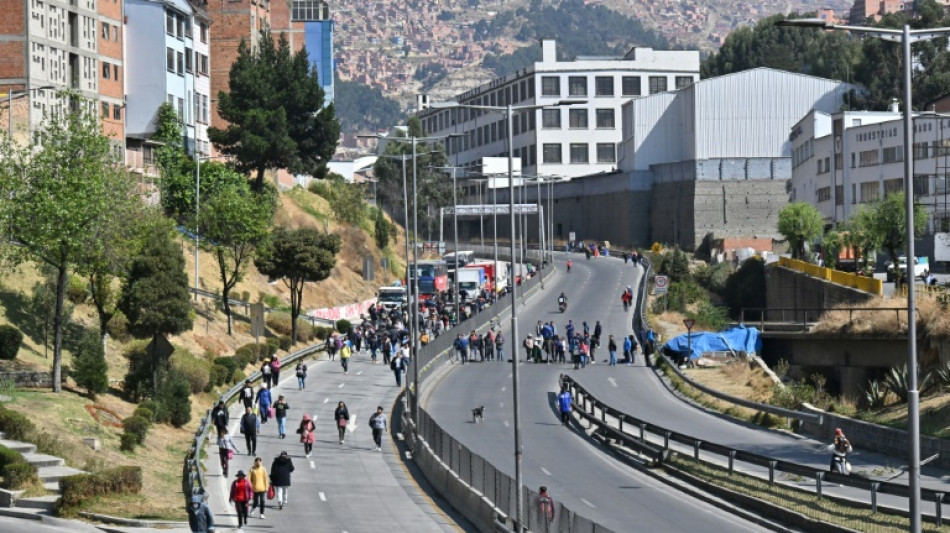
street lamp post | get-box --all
[777,18,950,532]
[429,99,585,532]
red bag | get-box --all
[338,417,347,428]
[267,485,275,500]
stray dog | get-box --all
[472,406,485,423]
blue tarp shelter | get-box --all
[662,325,762,361]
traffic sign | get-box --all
[683,318,695,330]
[654,275,668,295]
[569,232,576,242]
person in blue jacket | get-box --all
[557,386,573,425]
[256,384,273,425]
[623,335,634,365]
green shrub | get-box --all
[240,291,251,303]
[66,274,88,304]
[119,432,138,452]
[234,343,267,367]
[693,262,732,296]
[335,319,352,334]
[132,406,155,423]
[266,313,293,336]
[312,326,333,340]
[278,335,292,351]
[770,379,816,409]
[155,369,191,427]
[686,300,728,332]
[0,445,21,470]
[261,294,282,309]
[122,340,153,402]
[724,257,766,317]
[209,364,230,388]
[0,406,36,440]
[213,357,238,377]
[169,347,210,395]
[105,312,132,343]
[263,339,279,357]
[72,331,109,397]
[138,399,159,415]
[232,369,246,384]
[58,466,142,513]
[122,416,150,445]
[308,180,330,199]
[0,325,23,361]
[2,461,37,489]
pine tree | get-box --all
[72,331,109,398]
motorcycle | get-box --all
[831,453,851,475]
[558,299,567,313]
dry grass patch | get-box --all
[682,360,775,420]
[810,297,950,340]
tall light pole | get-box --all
[429,99,585,532]
[778,18,950,532]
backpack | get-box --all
[390,358,398,370]
[296,364,307,377]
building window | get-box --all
[101,22,109,40]
[113,64,119,81]
[675,76,693,89]
[177,51,184,75]
[859,149,879,167]
[113,105,121,120]
[568,109,587,129]
[914,142,930,159]
[178,97,184,121]
[166,12,174,35]
[542,109,560,129]
[883,178,903,198]
[166,48,174,72]
[184,18,192,39]
[102,62,110,79]
[596,143,615,163]
[861,181,880,203]
[185,47,193,73]
[541,76,560,97]
[570,143,589,163]
[568,76,587,96]
[101,101,109,117]
[595,109,615,129]
[817,187,831,202]
[176,14,184,38]
[648,76,668,94]
[914,175,931,196]
[622,76,641,96]
[292,0,330,21]
[542,143,562,164]
[882,146,903,164]
[200,23,208,43]
[198,54,209,76]
[594,76,614,96]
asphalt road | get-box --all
[425,254,773,532]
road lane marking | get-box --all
[323,398,329,404]
[581,498,596,508]
[504,420,510,427]
[338,383,345,388]
[310,461,315,469]
[501,386,506,392]
[607,377,618,388]
[357,370,364,375]
[318,492,327,501]
[348,414,358,433]
[499,402,504,408]
[508,374,512,378]
[541,467,551,475]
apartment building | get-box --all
[789,107,950,234]
[0,0,123,150]
[271,0,334,104]
[205,0,269,131]
[125,0,212,174]
[418,39,701,179]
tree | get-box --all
[0,95,134,392]
[255,228,341,345]
[152,102,187,180]
[843,206,880,272]
[199,170,277,334]
[868,192,928,268]
[72,331,109,398]
[373,208,393,250]
[119,216,194,339]
[778,202,824,260]
[209,29,340,192]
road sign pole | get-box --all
[683,319,695,368]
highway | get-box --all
[424,253,774,532]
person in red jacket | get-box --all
[229,470,253,528]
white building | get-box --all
[418,39,700,179]
[790,107,950,233]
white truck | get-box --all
[885,256,929,282]
[376,286,408,310]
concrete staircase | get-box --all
[0,431,84,513]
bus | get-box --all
[443,250,475,270]
[408,260,449,299]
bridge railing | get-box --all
[561,374,950,526]
[740,306,915,332]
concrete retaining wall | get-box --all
[765,266,875,322]
[0,372,52,389]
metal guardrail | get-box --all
[632,254,652,348]
[189,287,337,326]
[561,374,950,525]
[181,340,329,505]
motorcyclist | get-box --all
[829,428,852,473]
[557,292,568,311]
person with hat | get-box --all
[229,470,253,528]
[187,493,214,533]
[269,451,295,510]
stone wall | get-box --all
[0,371,53,389]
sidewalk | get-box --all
[203,351,469,532]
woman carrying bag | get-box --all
[334,401,350,445]
[218,427,239,477]
[297,414,316,458]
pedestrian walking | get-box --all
[261,359,273,388]
[187,494,215,533]
[537,486,555,531]
[218,428,239,478]
[271,357,282,385]
[273,395,289,439]
[248,457,268,519]
[495,331,505,362]
[369,406,387,451]
[256,384,272,425]
[240,381,255,409]
[391,352,405,386]
[211,400,228,438]
[240,407,259,456]
[269,451,294,510]
[298,414,316,458]
[557,386,572,425]
[334,401,350,444]
[608,335,617,366]
[524,334,534,361]
[340,341,352,375]
[295,362,308,390]
[625,335,637,365]
[229,470,252,529]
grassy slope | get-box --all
[0,187,403,519]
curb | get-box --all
[79,512,188,528]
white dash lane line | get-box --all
[310,461,315,469]
[323,398,329,404]
[504,420,510,427]
[338,383,345,388]
[348,414,358,433]
[541,467,552,476]
[318,491,327,501]
[357,370,363,375]
[607,377,618,388]
[581,498,596,508]
[501,386,506,392]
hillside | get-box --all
[0,186,404,520]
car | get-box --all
[885,256,929,282]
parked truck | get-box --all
[457,266,488,298]
[376,286,408,310]
[469,261,509,294]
